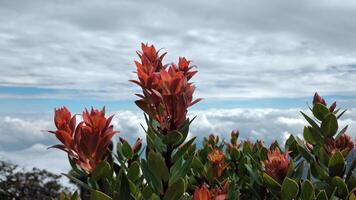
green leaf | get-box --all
[300,180,314,200]
[122,141,133,160]
[301,111,320,129]
[153,136,167,153]
[91,161,112,181]
[347,175,356,193]
[313,103,330,121]
[118,172,132,200]
[148,151,170,182]
[141,159,163,193]
[317,146,330,166]
[336,125,348,139]
[295,137,314,162]
[328,151,345,177]
[127,161,140,181]
[337,109,347,119]
[303,126,323,145]
[172,137,196,163]
[259,147,268,161]
[321,113,338,137]
[311,162,329,181]
[163,178,185,200]
[281,177,299,200]
[294,160,304,181]
[163,130,183,145]
[332,176,348,199]
[262,172,281,192]
[316,190,328,200]
[169,152,194,185]
[90,190,112,200]
[346,154,356,182]
[62,173,91,191]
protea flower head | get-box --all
[193,184,211,200]
[264,149,290,183]
[325,134,354,156]
[49,107,117,173]
[132,43,201,133]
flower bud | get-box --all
[313,92,326,106]
[329,101,337,112]
[230,130,239,145]
[193,184,211,200]
[132,138,143,154]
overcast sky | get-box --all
[1,0,356,174]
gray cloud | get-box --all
[1,0,356,99]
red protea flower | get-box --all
[264,149,290,183]
[208,149,228,177]
[49,107,117,173]
[132,43,201,133]
[324,134,354,156]
[193,184,211,200]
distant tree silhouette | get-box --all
[0,160,71,200]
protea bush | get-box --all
[49,43,356,200]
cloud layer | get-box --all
[1,108,356,173]
[1,0,356,99]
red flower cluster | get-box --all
[325,134,355,156]
[132,43,201,133]
[264,149,290,183]
[193,183,228,200]
[49,107,117,173]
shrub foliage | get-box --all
[48,43,356,200]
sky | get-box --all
[1,0,356,175]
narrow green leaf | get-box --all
[90,190,112,200]
[118,173,132,200]
[301,111,320,129]
[172,137,196,163]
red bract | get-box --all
[325,134,354,156]
[49,107,117,173]
[132,43,201,133]
[193,184,211,200]
[264,149,290,183]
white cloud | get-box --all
[2,108,356,173]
